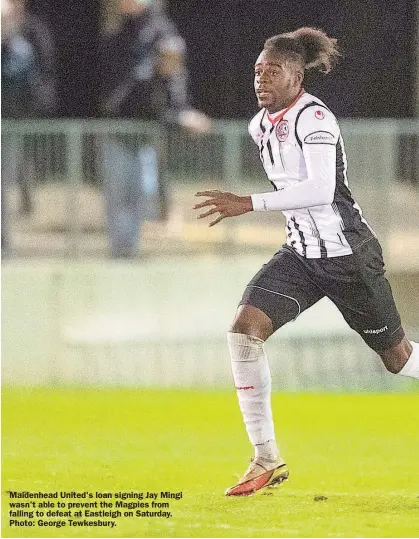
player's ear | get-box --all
[295,70,304,86]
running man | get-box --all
[194,27,419,496]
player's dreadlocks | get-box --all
[264,27,340,74]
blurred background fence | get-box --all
[3,118,419,264]
[2,119,419,391]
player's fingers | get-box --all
[209,214,224,227]
[197,207,219,219]
[193,199,215,209]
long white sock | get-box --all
[227,332,279,459]
[398,341,419,379]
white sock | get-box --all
[255,439,279,461]
[227,332,279,459]
[398,341,419,379]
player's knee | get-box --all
[378,339,412,374]
[229,305,273,341]
[230,315,261,335]
[381,358,402,374]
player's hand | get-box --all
[194,190,253,226]
[179,109,212,134]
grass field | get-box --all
[2,388,419,538]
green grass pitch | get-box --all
[2,388,419,538]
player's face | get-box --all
[254,50,302,112]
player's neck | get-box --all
[267,88,304,115]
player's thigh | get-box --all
[238,247,324,333]
[336,277,405,352]
[324,239,405,352]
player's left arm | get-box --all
[194,190,253,227]
[250,107,339,212]
[195,108,340,225]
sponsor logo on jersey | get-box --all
[304,131,335,144]
[276,119,289,142]
[362,325,388,334]
[315,109,325,120]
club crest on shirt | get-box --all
[315,109,325,120]
[276,120,289,142]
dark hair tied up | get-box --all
[264,27,340,73]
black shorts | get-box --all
[239,238,404,352]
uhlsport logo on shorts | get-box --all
[363,325,388,334]
[276,120,289,142]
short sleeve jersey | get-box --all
[248,91,375,258]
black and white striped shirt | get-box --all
[249,91,375,258]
